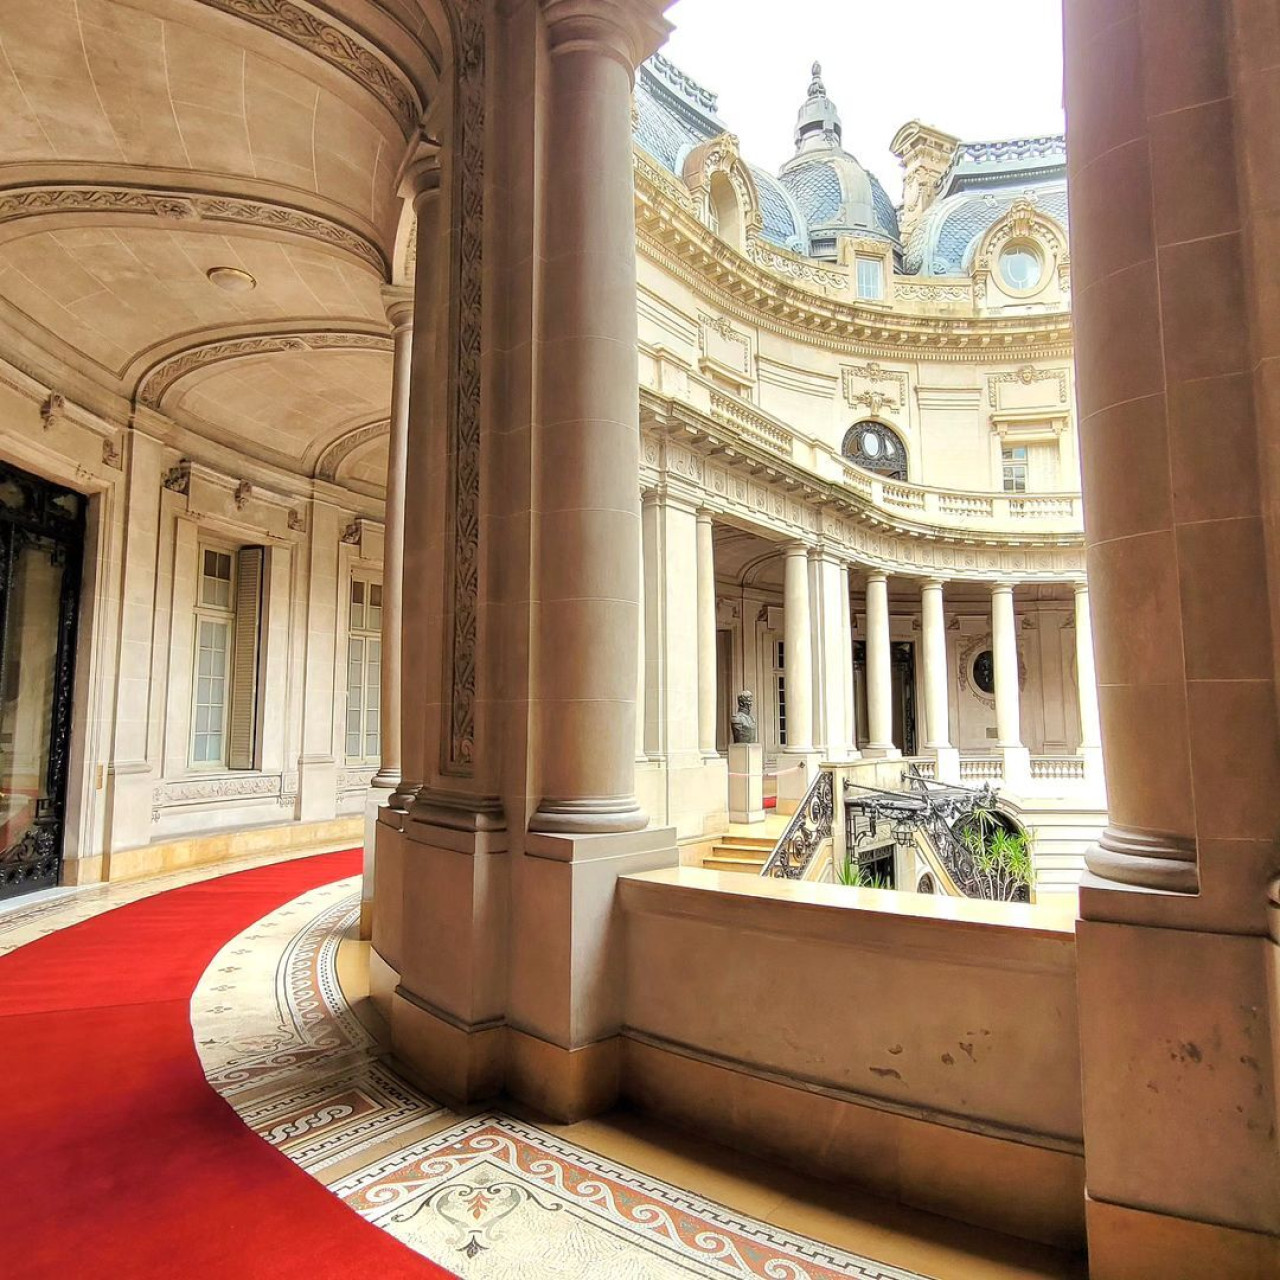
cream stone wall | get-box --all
[0,354,382,882]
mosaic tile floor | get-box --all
[192,875,925,1279]
[7,855,1084,1280]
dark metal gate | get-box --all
[0,463,84,899]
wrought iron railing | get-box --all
[899,767,1031,902]
[760,768,834,879]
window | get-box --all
[346,576,383,763]
[855,256,885,301]
[842,420,908,481]
[999,244,1042,293]
[192,548,235,767]
[773,639,787,748]
[1002,445,1029,493]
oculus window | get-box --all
[842,420,908,481]
[999,243,1043,293]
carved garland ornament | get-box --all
[194,0,420,133]
[136,332,393,408]
[0,186,386,273]
[443,0,485,773]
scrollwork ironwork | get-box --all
[760,769,833,879]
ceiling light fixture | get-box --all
[206,266,257,293]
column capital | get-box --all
[920,577,946,592]
[782,539,810,559]
[990,579,1017,595]
[1071,577,1090,596]
[542,0,673,72]
[402,147,442,209]
[695,506,714,526]
[864,569,889,587]
[381,284,414,332]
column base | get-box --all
[530,795,649,834]
[370,769,400,791]
[389,800,510,1104]
[506,825,678,1118]
[387,777,421,813]
[1083,825,1198,894]
[362,791,404,941]
[391,987,506,1106]
[860,744,901,760]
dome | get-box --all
[777,64,900,258]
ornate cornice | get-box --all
[640,386,1085,582]
[315,418,389,481]
[136,330,393,409]
[634,150,1074,362]
[194,0,420,133]
[0,184,386,274]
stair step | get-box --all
[717,835,776,849]
[703,856,767,874]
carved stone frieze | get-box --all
[194,0,420,132]
[0,185,386,273]
[442,0,485,775]
[136,332,393,409]
[153,774,282,805]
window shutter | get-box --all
[227,546,264,770]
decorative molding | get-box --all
[101,435,122,469]
[894,281,972,303]
[340,520,363,545]
[337,767,376,793]
[136,331,393,408]
[153,774,282,806]
[742,235,848,291]
[442,0,485,775]
[986,364,1069,408]
[841,363,908,414]
[0,185,386,273]
[233,480,253,509]
[194,0,420,133]
[315,419,389,482]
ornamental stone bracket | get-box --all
[641,388,1085,583]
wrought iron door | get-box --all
[0,463,84,899]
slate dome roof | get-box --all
[777,64,901,256]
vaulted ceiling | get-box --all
[0,0,447,490]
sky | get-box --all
[659,0,1066,202]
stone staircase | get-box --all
[702,834,776,875]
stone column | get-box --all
[529,0,654,836]
[360,288,413,936]
[1072,581,1103,790]
[1065,4,1280,1266]
[782,543,813,754]
[696,509,717,758]
[840,563,856,757]
[636,494,648,762]
[991,582,1028,788]
[778,542,816,805]
[371,291,413,792]
[921,578,959,783]
[503,0,677,1124]
[811,548,852,760]
[863,572,898,757]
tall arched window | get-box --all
[842,420,908,480]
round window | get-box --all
[862,430,881,457]
[999,244,1042,292]
[972,648,996,695]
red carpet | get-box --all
[0,851,453,1279]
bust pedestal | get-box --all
[728,743,764,824]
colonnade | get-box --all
[623,504,1102,799]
